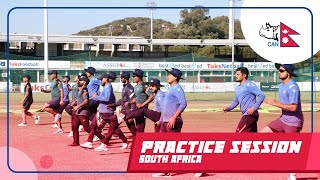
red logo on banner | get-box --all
[127,133,320,173]
[280,22,300,47]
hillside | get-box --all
[76,8,244,39]
[76,17,175,39]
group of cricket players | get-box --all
[18,63,303,179]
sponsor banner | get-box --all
[128,133,320,172]
[187,83,226,93]
[260,82,279,91]
[21,82,231,93]
[159,83,232,93]
[260,82,320,92]
[0,82,12,92]
[0,60,6,67]
[315,82,320,92]
[20,83,51,93]
[0,60,70,69]
[20,82,76,93]
[85,61,277,71]
[21,82,317,93]
[298,82,320,92]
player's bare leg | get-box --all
[260,126,273,133]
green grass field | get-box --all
[2,91,320,103]
[1,91,320,114]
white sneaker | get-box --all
[111,135,119,140]
[117,112,125,124]
[51,124,59,128]
[78,125,84,132]
[67,131,73,137]
[18,122,27,127]
[93,135,100,142]
[94,143,108,152]
[288,173,297,180]
[80,141,93,149]
[96,112,100,120]
[152,173,171,177]
[34,116,40,124]
[53,128,64,134]
[120,143,130,150]
[54,113,62,123]
[97,119,101,127]
[195,173,204,178]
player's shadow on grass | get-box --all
[297,177,317,180]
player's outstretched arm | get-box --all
[41,88,51,93]
[225,96,239,112]
[139,93,155,108]
[249,82,266,110]
[266,97,298,112]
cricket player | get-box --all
[125,69,154,133]
[40,70,64,134]
[66,75,80,137]
[81,72,129,150]
[99,71,136,142]
[92,71,135,150]
[159,68,186,132]
[84,66,101,121]
[68,76,91,146]
[18,74,40,126]
[223,67,266,132]
[118,78,165,133]
[261,64,303,180]
[59,75,71,114]
[51,75,71,132]
[152,68,188,177]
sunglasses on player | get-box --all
[279,69,286,73]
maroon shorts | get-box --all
[23,100,33,110]
[47,99,60,109]
[236,115,259,133]
[160,120,183,133]
[58,101,69,114]
[267,118,302,133]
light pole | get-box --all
[229,0,235,82]
[109,25,113,36]
[44,0,49,82]
[146,1,157,52]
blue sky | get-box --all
[1,0,243,35]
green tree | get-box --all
[197,46,216,57]
[179,7,209,27]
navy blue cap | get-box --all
[275,63,298,77]
[84,67,97,75]
[133,69,147,78]
[121,71,130,79]
[108,72,117,79]
[149,78,163,87]
[98,72,117,80]
[165,68,185,80]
